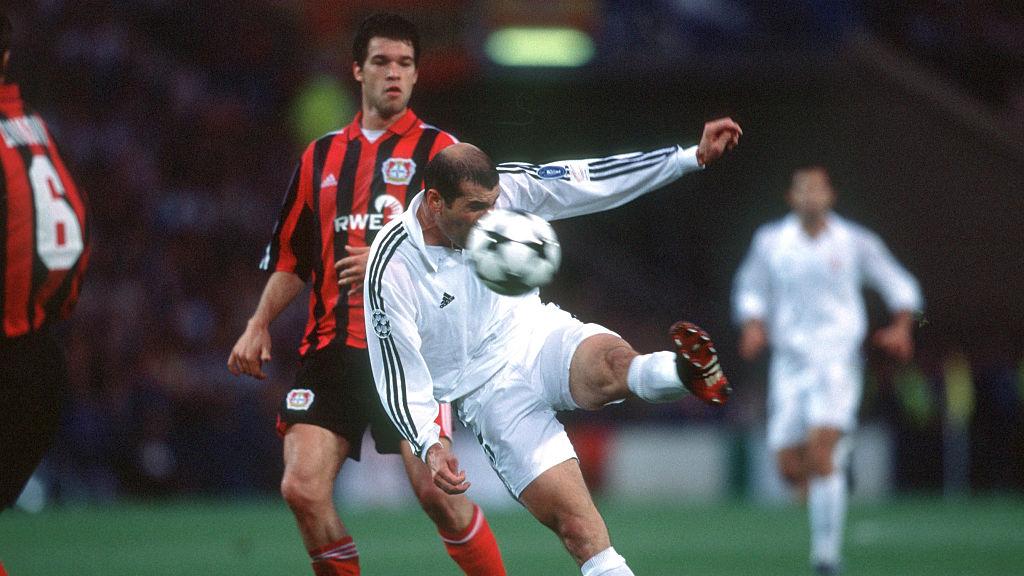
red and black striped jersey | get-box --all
[0,84,90,339]
[262,108,456,355]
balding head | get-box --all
[424,143,499,206]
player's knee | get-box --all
[807,449,835,477]
[554,512,609,563]
[280,470,331,512]
[777,454,805,485]
[411,479,450,515]
[571,338,634,410]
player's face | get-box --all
[437,182,500,249]
[787,169,836,220]
[354,37,418,120]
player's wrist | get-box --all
[247,316,271,331]
[422,441,444,464]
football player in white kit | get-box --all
[732,166,923,575]
[364,118,741,576]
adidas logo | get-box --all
[439,292,455,308]
[321,173,338,188]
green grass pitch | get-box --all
[2,497,1022,575]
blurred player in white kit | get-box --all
[732,165,923,575]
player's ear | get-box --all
[352,60,363,83]
[425,188,443,212]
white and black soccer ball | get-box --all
[465,209,561,296]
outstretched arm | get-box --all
[498,117,742,221]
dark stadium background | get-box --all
[1,2,1022,572]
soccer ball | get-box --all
[465,209,561,296]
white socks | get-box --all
[627,352,686,402]
[808,471,847,566]
[581,547,634,576]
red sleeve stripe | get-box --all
[2,144,34,336]
[265,144,315,277]
[299,135,339,355]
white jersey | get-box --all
[365,145,701,457]
[732,212,923,360]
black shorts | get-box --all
[277,342,403,460]
[0,330,68,509]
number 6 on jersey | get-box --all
[29,155,84,271]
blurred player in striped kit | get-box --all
[227,13,504,576]
[0,9,91,521]
[733,166,923,575]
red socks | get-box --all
[438,505,507,576]
[309,535,359,576]
[306,508,505,576]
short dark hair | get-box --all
[424,146,499,206]
[352,13,420,67]
[1,12,11,56]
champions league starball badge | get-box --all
[371,309,392,339]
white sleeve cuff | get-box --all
[418,425,442,463]
[678,145,702,171]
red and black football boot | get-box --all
[669,321,732,405]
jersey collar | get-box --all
[345,108,420,142]
[786,211,837,240]
[401,191,440,272]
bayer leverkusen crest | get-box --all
[382,158,415,185]
[286,389,315,411]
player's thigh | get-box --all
[776,444,808,482]
[460,372,577,498]
[531,309,619,412]
[0,333,67,508]
[282,423,351,488]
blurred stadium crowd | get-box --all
[5,0,1022,502]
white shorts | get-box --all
[767,350,863,451]
[456,303,615,498]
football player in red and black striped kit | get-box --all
[0,12,90,513]
[227,14,505,576]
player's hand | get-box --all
[739,320,768,361]
[426,442,471,495]
[227,321,272,380]
[696,117,742,166]
[871,323,914,363]
[335,245,369,295]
